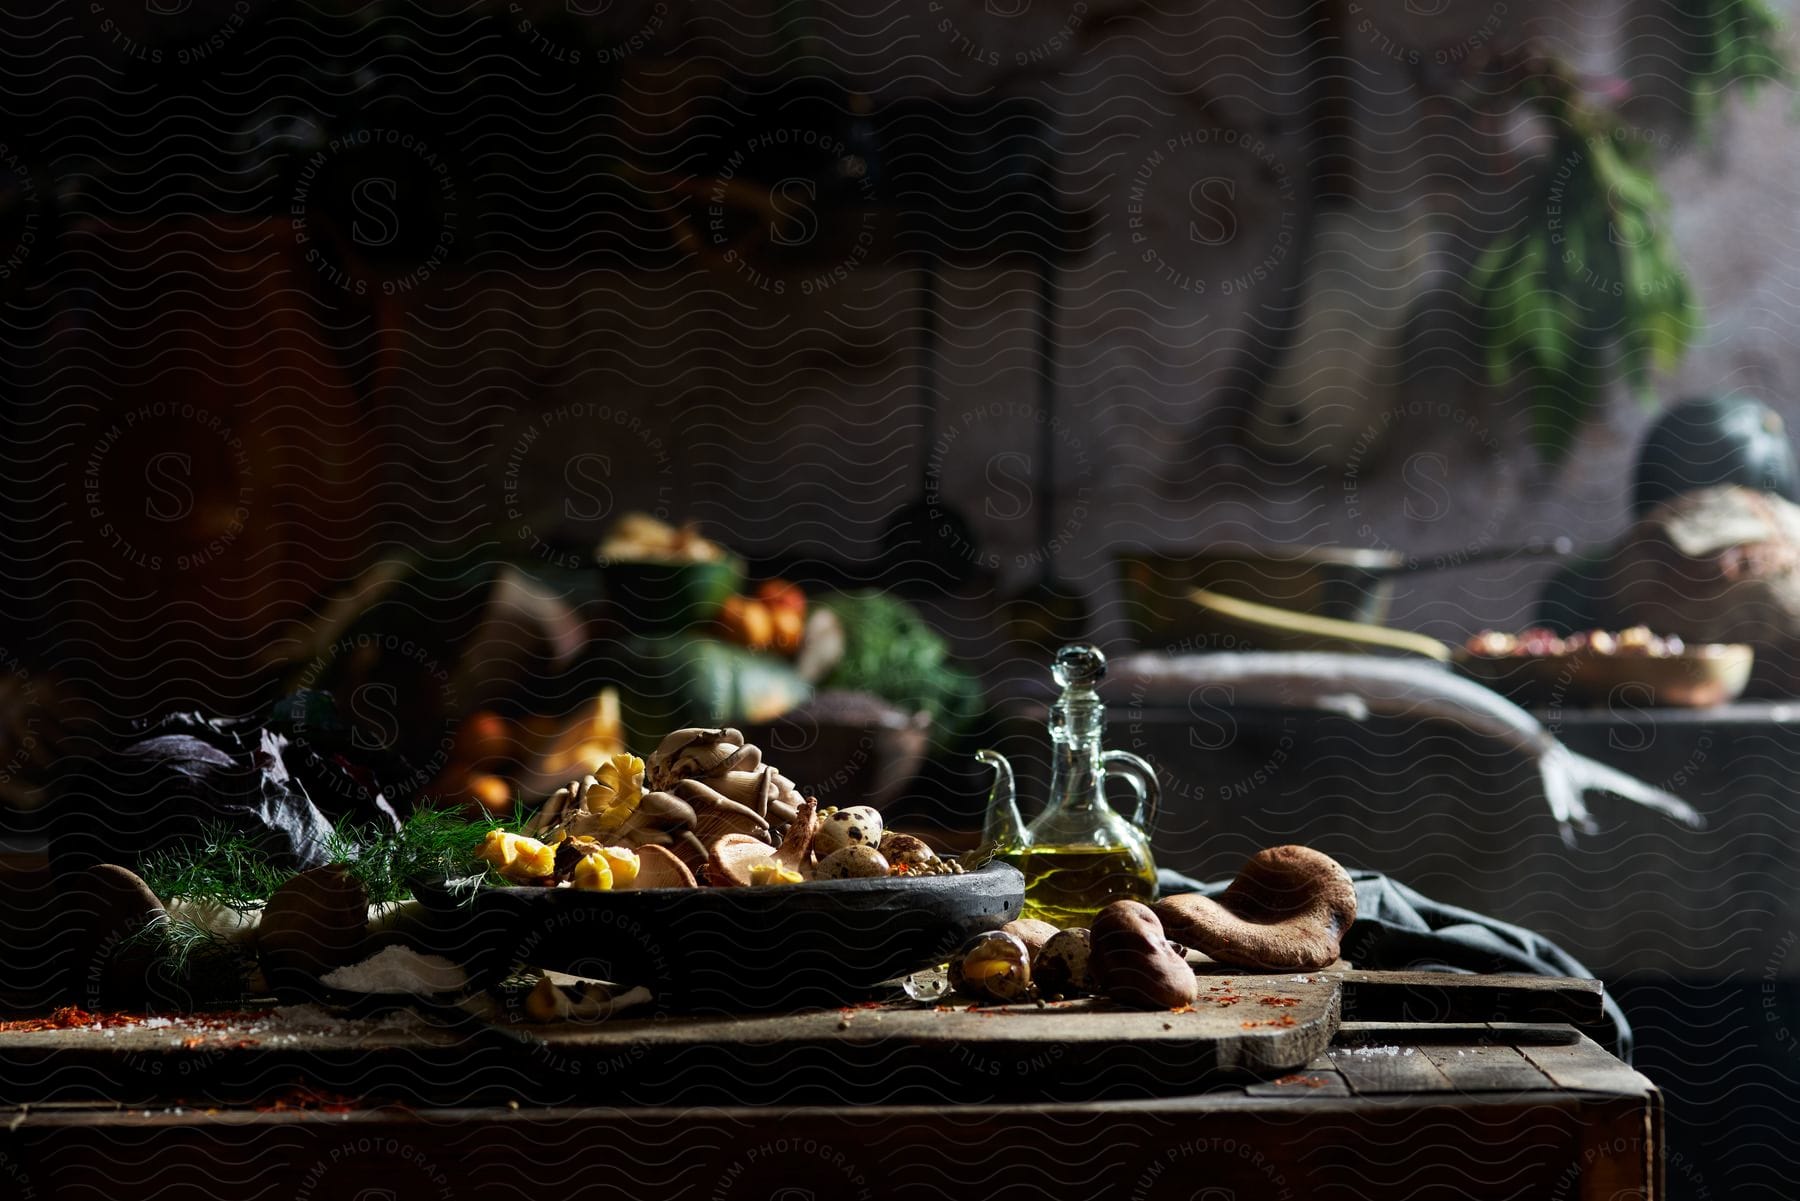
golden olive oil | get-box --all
[1007,844,1158,927]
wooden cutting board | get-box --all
[0,970,1600,1108]
[0,967,1337,1107]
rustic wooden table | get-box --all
[0,973,1661,1201]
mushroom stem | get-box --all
[1151,845,1357,972]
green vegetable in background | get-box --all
[603,635,813,748]
[817,591,985,748]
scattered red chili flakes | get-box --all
[1167,1004,1196,1015]
[1258,995,1302,1008]
[0,1007,145,1033]
[0,1007,282,1037]
[180,1035,261,1050]
[1240,1014,1298,1029]
[1210,995,1242,1006]
[256,1086,360,1114]
[1273,1073,1329,1088]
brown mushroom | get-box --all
[672,778,772,843]
[707,764,806,823]
[625,844,697,889]
[775,796,820,865]
[54,864,167,1006]
[1000,918,1060,958]
[646,727,748,790]
[705,834,774,887]
[707,765,772,815]
[705,797,818,886]
[1089,900,1196,1010]
[258,865,370,996]
[554,834,601,878]
[607,789,699,841]
[523,782,573,836]
[1151,845,1357,972]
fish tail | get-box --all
[1538,742,1591,845]
[1556,745,1706,829]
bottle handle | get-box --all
[1102,750,1161,836]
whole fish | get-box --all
[1104,652,1702,844]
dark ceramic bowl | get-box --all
[412,863,1022,1012]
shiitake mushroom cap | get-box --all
[1089,900,1196,1010]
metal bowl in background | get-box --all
[1119,539,1574,644]
[1120,546,1405,639]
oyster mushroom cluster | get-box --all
[525,728,800,872]
[519,726,954,889]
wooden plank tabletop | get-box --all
[0,1026,1663,1201]
[0,969,1619,1109]
[1332,969,1605,1026]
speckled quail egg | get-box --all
[948,930,1033,1003]
[814,844,890,880]
[813,805,883,856]
[876,832,936,868]
[1033,928,1093,999]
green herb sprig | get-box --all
[140,807,515,909]
[325,806,507,905]
[138,826,294,912]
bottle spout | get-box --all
[975,748,1025,853]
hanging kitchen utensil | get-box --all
[880,256,982,585]
[1007,258,1091,645]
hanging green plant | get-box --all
[1469,97,1701,462]
[1693,0,1789,120]
[1470,18,1788,464]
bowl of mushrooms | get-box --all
[415,726,1023,1011]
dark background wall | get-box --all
[3,5,1798,1196]
[8,0,1798,673]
